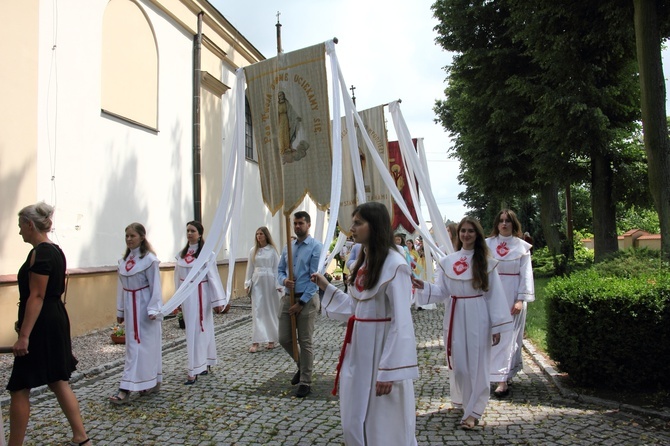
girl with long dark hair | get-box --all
[487,210,534,397]
[175,221,226,384]
[312,202,419,445]
[413,216,512,429]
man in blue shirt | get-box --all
[277,211,323,398]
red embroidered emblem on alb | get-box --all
[496,242,510,257]
[185,250,195,264]
[125,257,136,272]
[453,257,469,275]
[355,266,368,292]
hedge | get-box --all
[545,269,670,389]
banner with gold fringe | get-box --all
[244,43,332,216]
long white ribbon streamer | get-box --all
[160,68,247,315]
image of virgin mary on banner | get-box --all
[244,43,332,216]
[388,139,419,231]
[338,105,391,234]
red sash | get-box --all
[123,285,150,343]
[332,314,392,396]
[446,294,483,369]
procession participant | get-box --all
[175,221,226,384]
[447,222,459,252]
[8,202,91,446]
[313,202,419,445]
[245,226,281,353]
[345,243,361,271]
[405,239,422,278]
[277,211,322,398]
[412,217,512,429]
[109,223,162,404]
[486,210,534,397]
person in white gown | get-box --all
[486,210,534,397]
[244,227,281,353]
[412,217,512,429]
[175,221,227,384]
[109,223,162,404]
[312,202,419,446]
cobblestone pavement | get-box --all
[3,301,670,445]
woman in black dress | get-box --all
[7,202,90,446]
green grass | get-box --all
[525,277,550,352]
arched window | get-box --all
[245,96,255,160]
[101,0,158,130]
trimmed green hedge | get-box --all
[546,269,670,389]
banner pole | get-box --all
[285,214,300,363]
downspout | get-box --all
[192,11,203,222]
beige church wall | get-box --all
[0,1,40,274]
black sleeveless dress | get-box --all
[6,243,78,391]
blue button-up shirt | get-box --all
[277,235,322,303]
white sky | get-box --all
[210,0,468,223]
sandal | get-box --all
[140,383,161,395]
[249,344,259,353]
[459,418,480,430]
[184,375,198,385]
[109,389,130,405]
[493,382,510,398]
[67,439,91,446]
[266,343,276,350]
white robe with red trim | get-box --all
[322,248,419,446]
[415,249,512,422]
[175,244,227,376]
[486,235,534,382]
[117,247,163,391]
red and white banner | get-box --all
[388,139,419,231]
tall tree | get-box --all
[634,0,670,261]
[432,0,567,260]
[507,0,641,262]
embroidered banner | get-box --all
[338,105,391,234]
[388,139,419,231]
[244,43,332,216]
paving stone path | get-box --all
[4,302,670,445]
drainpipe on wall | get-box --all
[192,11,203,222]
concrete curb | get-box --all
[523,339,670,422]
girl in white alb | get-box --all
[175,221,227,384]
[414,217,512,429]
[486,210,534,397]
[110,223,162,404]
[244,227,281,353]
[313,203,419,446]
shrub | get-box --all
[546,270,670,389]
[592,247,664,278]
[532,234,594,278]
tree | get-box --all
[633,0,670,261]
[432,0,567,262]
[507,0,641,262]
[433,0,642,266]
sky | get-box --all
[210,0,467,223]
